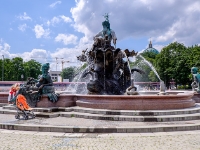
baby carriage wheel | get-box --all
[15,114,20,119]
[30,111,36,118]
[32,114,36,118]
[23,115,28,120]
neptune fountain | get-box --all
[0,14,194,110]
[77,14,144,95]
[73,14,195,110]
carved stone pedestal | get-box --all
[192,93,200,103]
[37,94,76,108]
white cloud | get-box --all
[70,0,200,46]
[71,0,93,43]
[34,24,50,39]
[47,15,72,26]
[3,43,11,51]
[155,24,177,42]
[55,34,78,45]
[0,40,11,52]
[49,1,62,8]
[47,20,51,26]
[51,17,60,25]
[34,25,44,38]
[186,2,200,13]
[18,12,32,21]
[153,44,165,52]
[4,0,200,71]
[18,24,28,32]
[22,49,50,62]
[0,38,90,71]
[49,46,90,71]
[0,40,12,59]
[60,15,72,23]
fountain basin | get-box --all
[0,91,195,110]
[191,93,200,103]
[0,92,10,103]
[76,92,195,110]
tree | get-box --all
[0,58,12,81]
[11,57,24,81]
[61,67,77,82]
[155,42,190,88]
[23,59,42,80]
[0,57,42,81]
[186,45,200,68]
[130,51,159,82]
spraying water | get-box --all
[121,50,132,75]
[137,54,162,81]
[137,54,168,93]
[64,64,92,94]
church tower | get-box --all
[149,40,152,48]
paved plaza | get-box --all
[1,104,200,149]
[0,129,200,150]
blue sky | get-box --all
[1,0,200,71]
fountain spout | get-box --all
[126,78,139,95]
[157,81,168,95]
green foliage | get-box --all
[131,41,199,88]
[148,71,159,82]
[133,51,159,82]
[61,66,77,82]
[155,42,190,88]
[0,57,41,81]
[23,59,42,80]
[79,63,87,70]
[177,85,190,90]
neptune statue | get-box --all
[93,13,117,47]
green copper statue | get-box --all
[191,67,200,93]
[93,13,117,46]
[37,63,53,90]
[8,63,59,107]
[36,63,58,102]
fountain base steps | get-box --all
[1,122,200,133]
[2,103,200,122]
[1,104,200,133]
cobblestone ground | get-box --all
[0,130,200,150]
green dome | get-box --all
[143,41,159,54]
[144,47,159,54]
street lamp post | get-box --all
[2,55,4,81]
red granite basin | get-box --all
[0,91,196,110]
[75,92,195,110]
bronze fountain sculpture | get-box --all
[13,63,59,107]
[77,14,144,95]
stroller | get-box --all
[15,94,35,120]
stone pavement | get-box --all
[0,129,200,150]
[1,106,200,149]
